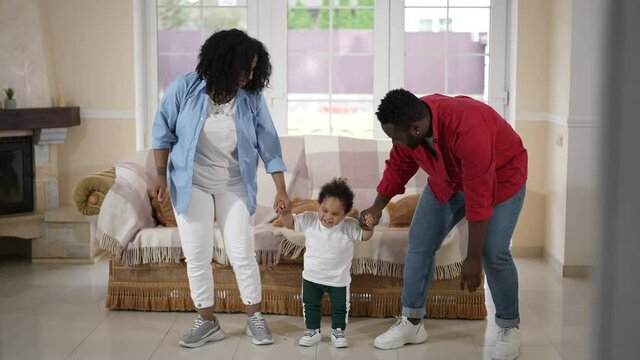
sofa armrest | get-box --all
[73,167,116,216]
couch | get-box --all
[74,135,486,319]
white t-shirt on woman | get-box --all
[192,97,244,194]
[294,211,363,287]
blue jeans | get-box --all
[402,184,526,328]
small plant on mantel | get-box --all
[3,87,16,109]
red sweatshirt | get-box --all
[377,94,528,221]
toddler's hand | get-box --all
[364,214,375,228]
[276,201,291,216]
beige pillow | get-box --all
[273,197,359,227]
[386,194,420,228]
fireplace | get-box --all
[0,136,34,215]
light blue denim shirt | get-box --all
[151,72,286,215]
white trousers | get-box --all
[176,186,261,309]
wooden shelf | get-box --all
[0,107,80,130]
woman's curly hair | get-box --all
[196,29,271,104]
[318,178,354,213]
[376,88,427,129]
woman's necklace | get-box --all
[211,100,233,116]
[210,93,235,116]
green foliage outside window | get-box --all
[288,0,374,30]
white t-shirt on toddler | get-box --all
[294,211,363,287]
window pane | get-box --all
[404,56,445,95]
[405,32,446,56]
[158,7,200,30]
[288,102,331,135]
[288,31,329,53]
[405,8,447,33]
[449,0,490,7]
[202,8,247,33]
[287,1,375,138]
[449,8,489,54]
[447,55,488,100]
[157,7,201,53]
[288,0,326,7]
[332,9,374,30]
[158,31,202,54]
[288,8,328,30]
[331,101,374,138]
[203,0,247,6]
[158,0,202,6]
[158,54,198,98]
[288,55,330,93]
[332,56,373,94]
[405,0,447,7]
[332,29,373,54]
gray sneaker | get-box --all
[179,316,225,348]
[245,312,273,345]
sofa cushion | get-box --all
[73,167,116,216]
[149,188,177,227]
[386,194,420,228]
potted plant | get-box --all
[4,88,16,109]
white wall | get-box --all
[544,0,571,269]
[563,0,606,268]
[0,0,55,108]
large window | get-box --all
[287,0,375,138]
[138,0,509,146]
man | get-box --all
[360,89,527,360]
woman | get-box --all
[150,29,290,348]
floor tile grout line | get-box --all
[148,313,179,360]
[64,310,110,360]
[541,327,568,360]
[231,329,242,359]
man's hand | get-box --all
[359,207,382,230]
[460,257,482,292]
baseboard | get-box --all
[31,251,108,265]
[544,250,591,277]
[544,250,564,275]
[562,265,591,278]
[511,246,544,258]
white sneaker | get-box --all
[299,328,321,346]
[331,328,349,348]
[491,327,521,360]
[373,316,428,350]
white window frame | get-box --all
[389,0,510,121]
[134,0,514,148]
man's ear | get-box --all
[411,121,422,135]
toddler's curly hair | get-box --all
[318,178,354,213]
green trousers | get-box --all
[302,278,350,330]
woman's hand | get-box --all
[273,191,291,213]
[148,177,168,201]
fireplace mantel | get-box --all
[0,107,80,130]
[0,107,80,145]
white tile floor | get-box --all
[0,258,592,360]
